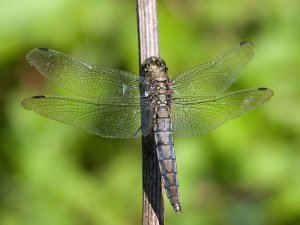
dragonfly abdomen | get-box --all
[154,111,181,212]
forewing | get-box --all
[172,88,274,137]
[26,48,141,99]
[172,41,255,97]
[21,96,142,138]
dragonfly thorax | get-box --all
[147,80,173,109]
[141,57,173,107]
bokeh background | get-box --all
[1,0,299,224]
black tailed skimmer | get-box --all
[21,41,274,212]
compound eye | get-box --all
[148,61,154,67]
[160,59,167,68]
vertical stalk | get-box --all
[136,0,164,225]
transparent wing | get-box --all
[26,48,141,99]
[21,96,142,138]
[172,88,274,137]
[172,41,255,97]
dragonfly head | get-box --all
[141,56,168,79]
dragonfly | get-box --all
[21,41,274,212]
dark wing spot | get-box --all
[258,87,268,91]
[239,41,249,46]
[38,48,49,52]
[32,95,46,99]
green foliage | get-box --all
[1,0,299,224]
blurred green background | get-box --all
[0,0,299,224]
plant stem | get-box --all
[136,0,164,224]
